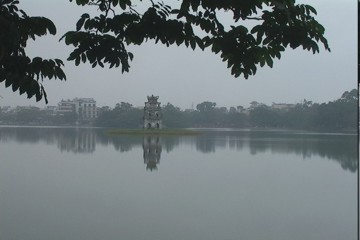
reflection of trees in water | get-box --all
[100,134,182,156]
[0,127,181,155]
[161,136,180,153]
[0,127,57,145]
[195,136,215,153]
[97,134,141,152]
[197,130,357,173]
[103,135,176,171]
[246,135,357,172]
[194,133,238,153]
[0,127,96,153]
[228,136,244,151]
[0,127,356,172]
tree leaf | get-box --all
[265,55,273,68]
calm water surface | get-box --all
[0,127,357,240]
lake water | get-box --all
[0,126,357,240]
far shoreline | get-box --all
[0,125,356,135]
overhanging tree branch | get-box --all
[0,0,330,103]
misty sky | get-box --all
[0,0,357,109]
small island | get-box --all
[106,95,199,136]
[106,128,200,136]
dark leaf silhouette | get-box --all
[1,0,330,103]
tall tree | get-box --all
[0,0,66,103]
[1,0,330,103]
[196,101,216,112]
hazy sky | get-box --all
[0,0,357,109]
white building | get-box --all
[0,106,13,113]
[44,106,57,116]
[73,98,97,120]
[56,98,97,120]
[57,99,75,115]
[271,103,295,111]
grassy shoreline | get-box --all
[106,128,201,136]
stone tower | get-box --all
[143,95,162,129]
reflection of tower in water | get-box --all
[143,136,162,171]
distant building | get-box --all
[0,106,13,113]
[15,106,40,112]
[143,95,162,129]
[56,98,97,121]
[57,99,75,115]
[271,103,295,111]
[44,106,57,116]
[73,98,97,120]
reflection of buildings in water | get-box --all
[57,129,96,153]
[228,136,245,151]
[0,127,356,172]
[143,136,162,171]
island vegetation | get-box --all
[106,128,200,136]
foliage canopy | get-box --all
[0,0,330,103]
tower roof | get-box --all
[147,95,159,103]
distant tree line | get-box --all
[0,106,77,125]
[95,89,357,131]
[96,102,143,128]
[0,89,357,131]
